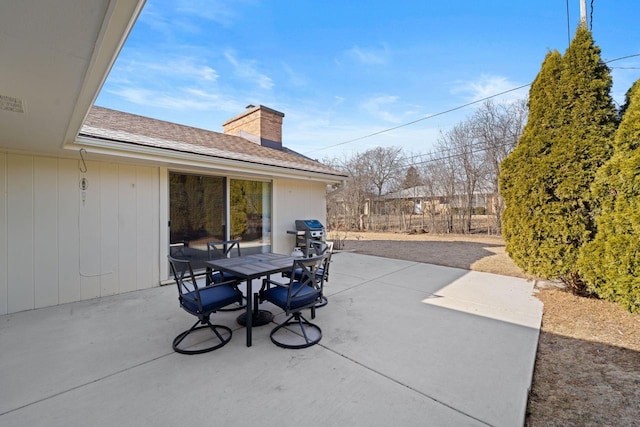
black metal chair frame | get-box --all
[206,240,247,312]
[207,239,242,260]
[168,255,243,355]
[260,254,329,349]
[283,240,333,308]
[169,241,188,258]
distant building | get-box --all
[382,186,496,215]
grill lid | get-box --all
[295,219,324,230]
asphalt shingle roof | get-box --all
[80,106,347,178]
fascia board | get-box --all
[70,136,345,184]
[64,0,147,146]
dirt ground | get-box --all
[335,231,640,427]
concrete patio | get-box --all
[0,252,542,427]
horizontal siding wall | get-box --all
[272,178,326,254]
[0,153,160,315]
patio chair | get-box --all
[283,240,333,308]
[207,240,247,311]
[168,255,243,354]
[207,239,241,260]
[259,254,328,349]
[169,242,188,258]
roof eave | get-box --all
[71,135,348,184]
[63,1,147,147]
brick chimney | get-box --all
[222,105,284,149]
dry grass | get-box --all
[336,230,640,427]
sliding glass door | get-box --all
[169,173,226,270]
[230,179,271,255]
[169,173,272,270]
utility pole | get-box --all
[580,0,587,24]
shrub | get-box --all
[500,25,617,290]
[578,80,640,312]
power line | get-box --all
[404,140,516,169]
[303,84,530,155]
[306,53,640,157]
[605,53,640,63]
[401,61,640,170]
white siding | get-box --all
[272,178,326,254]
[0,153,161,314]
[117,165,137,293]
[0,153,7,315]
[34,157,60,308]
[158,168,169,280]
[79,160,101,300]
[58,158,81,304]
[0,151,328,314]
[135,166,160,290]
[99,163,119,297]
[7,155,35,313]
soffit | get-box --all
[0,0,145,153]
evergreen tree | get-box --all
[500,25,617,291]
[500,50,563,277]
[578,79,640,312]
[402,166,422,189]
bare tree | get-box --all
[441,122,486,233]
[358,146,404,229]
[470,99,528,233]
[423,143,458,233]
[324,150,385,231]
[324,100,527,235]
[420,171,440,232]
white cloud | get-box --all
[362,95,402,123]
[176,2,237,25]
[280,101,443,159]
[111,54,219,83]
[360,95,425,124]
[345,44,389,65]
[224,50,274,90]
[451,75,528,104]
[333,96,345,106]
[287,116,443,160]
[150,0,256,28]
[161,59,219,81]
[105,85,245,115]
[101,52,231,113]
[106,87,213,111]
[281,63,308,87]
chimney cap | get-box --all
[222,105,285,127]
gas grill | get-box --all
[293,219,326,257]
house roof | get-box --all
[80,106,348,179]
[1,1,347,183]
[383,186,431,199]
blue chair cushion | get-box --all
[262,282,320,311]
[210,271,242,283]
[182,284,240,314]
[283,267,325,281]
[221,272,243,282]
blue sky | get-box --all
[97,0,640,161]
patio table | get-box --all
[207,253,296,347]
